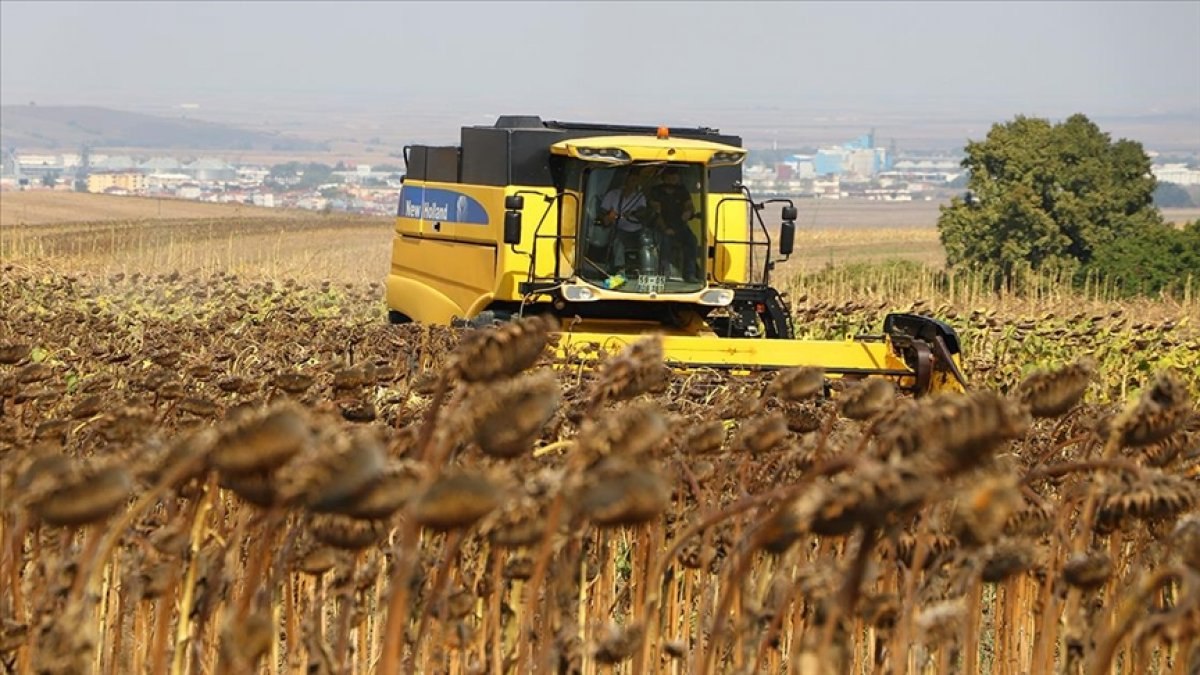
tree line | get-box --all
[937,114,1199,298]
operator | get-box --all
[599,167,657,278]
[647,167,701,282]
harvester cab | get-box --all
[388,115,968,396]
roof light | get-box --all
[574,147,631,163]
[710,151,746,166]
[657,126,670,139]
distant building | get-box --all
[92,155,137,172]
[146,172,193,188]
[178,184,203,200]
[139,157,184,173]
[15,153,66,179]
[88,172,147,193]
[187,158,236,182]
[1153,163,1200,186]
[808,131,890,179]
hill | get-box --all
[0,105,329,152]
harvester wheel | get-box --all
[387,310,412,325]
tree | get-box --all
[937,114,1161,284]
[1088,219,1200,297]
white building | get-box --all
[1153,164,1200,186]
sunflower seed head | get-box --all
[309,513,389,550]
[1062,551,1112,590]
[28,461,132,528]
[593,622,645,664]
[796,461,929,536]
[767,367,826,403]
[1013,358,1094,418]
[916,599,966,645]
[68,394,106,420]
[210,403,313,475]
[785,400,835,434]
[218,470,281,508]
[578,459,670,527]
[272,371,315,395]
[292,542,350,577]
[0,343,31,365]
[1119,371,1193,447]
[980,541,1034,583]
[679,419,726,455]
[590,335,668,405]
[1095,471,1198,532]
[889,391,1029,474]
[338,459,426,521]
[276,427,387,513]
[754,500,808,555]
[411,471,503,531]
[838,378,896,420]
[452,314,557,383]
[482,495,547,548]
[576,401,669,464]
[951,475,1024,547]
[467,369,561,458]
[730,413,790,454]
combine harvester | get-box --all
[386,116,967,395]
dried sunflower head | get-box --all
[451,314,557,383]
[730,412,789,455]
[1062,551,1112,590]
[577,458,670,528]
[980,541,1034,583]
[1118,371,1193,447]
[766,366,826,403]
[838,378,895,421]
[27,461,132,528]
[1012,358,1094,418]
[575,401,668,464]
[589,335,668,406]
[466,369,560,459]
[411,471,503,532]
[209,403,313,476]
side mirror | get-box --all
[504,210,522,245]
[505,194,525,210]
[781,205,797,221]
[779,219,795,256]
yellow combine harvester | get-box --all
[387,116,967,395]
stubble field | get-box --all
[1,194,1198,674]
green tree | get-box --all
[937,114,1161,284]
[1088,219,1200,297]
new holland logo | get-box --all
[400,186,489,225]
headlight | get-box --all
[698,289,734,306]
[562,284,598,302]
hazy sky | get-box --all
[2,1,1199,120]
